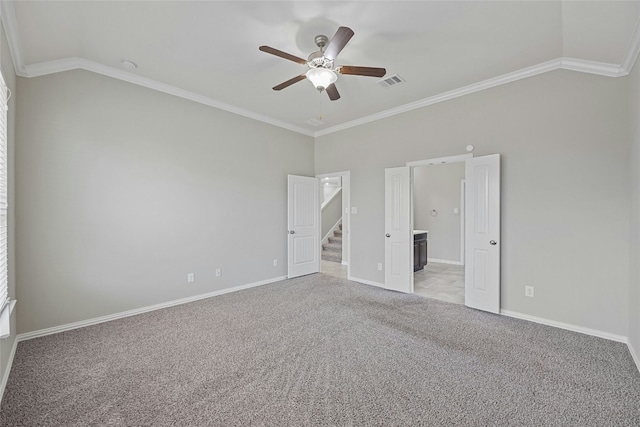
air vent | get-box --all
[306,117,326,127]
[378,74,406,88]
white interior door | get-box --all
[384,166,413,293]
[464,154,501,313]
[287,175,320,278]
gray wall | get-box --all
[413,163,464,263]
[630,57,640,362]
[0,21,17,393]
[15,70,314,334]
[315,69,630,337]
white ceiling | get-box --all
[3,1,640,136]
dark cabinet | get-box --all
[414,232,428,272]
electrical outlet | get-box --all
[187,273,195,283]
[525,286,534,298]
[215,268,222,277]
[377,263,383,271]
[273,259,278,267]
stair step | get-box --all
[322,252,342,263]
[322,222,343,263]
[323,243,341,253]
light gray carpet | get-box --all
[1,274,639,426]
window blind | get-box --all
[0,72,8,313]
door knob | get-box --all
[385,233,391,238]
[289,230,295,234]
[490,240,497,245]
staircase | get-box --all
[322,224,343,263]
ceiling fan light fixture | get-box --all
[306,68,337,91]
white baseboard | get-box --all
[427,258,463,266]
[17,275,287,342]
[500,309,627,343]
[0,336,18,403]
[629,340,640,374]
[348,276,385,289]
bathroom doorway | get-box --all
[386,153,501,312]
[412,162,465,305]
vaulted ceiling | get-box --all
[2,1,639,136]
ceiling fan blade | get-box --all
[273,74,307,91]
[259,46,307,65]
[324,26,354,60]
[326,83,340,101]
[339,66,387,78]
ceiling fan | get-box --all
[259,26,386,101]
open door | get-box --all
[464,154,500,313]
[384,166,413,293]
[287,175,320,278]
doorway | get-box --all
[412,162,465,305]
[317,171,350,279]
[384,153,501,314]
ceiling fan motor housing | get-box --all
[307,52,334,69]
[307,34,334,69]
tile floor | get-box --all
[321,260,348,279]
[414,262,465,305]
[321,259,463,306]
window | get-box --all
[0,71,9,338]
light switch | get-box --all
[454,207,459,215]
[351,207,358,214]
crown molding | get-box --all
[315,59,563,137]
[621,14,640,75]
[10,55,628,139]
[21,57,82,78]
[27,58,314,136]
[314,54,637,137]
[559,57,624,77]
[2,0,639,139]
[0,0,26,76]
[73,58,314,136]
